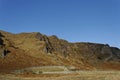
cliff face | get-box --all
[0,30,120,72]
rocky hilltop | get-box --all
[0,30,120,72]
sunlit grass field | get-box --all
[0,71,120,80]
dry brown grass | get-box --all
[0,71,120,80]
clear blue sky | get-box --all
[0,0,120,48]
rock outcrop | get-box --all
[0,30,120,72]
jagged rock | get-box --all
[0,46,9,58]
[111,47,120,59]
[35,32,44,41]
[0,46,4,58]
[0,32,4,58]
[0,32,4,45]
[34,32,53,53]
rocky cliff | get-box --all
[0,30,120,72]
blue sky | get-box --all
[0,0,120,48]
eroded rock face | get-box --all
[0,38,3,45]
[34,32,53,53]
[0,32,4,45]
[0,32,4,58]
[111,47,120,60]
[74,43,120,65]
[48,35,69,57]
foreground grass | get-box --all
[0,71,120,80]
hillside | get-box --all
[0,30,120,72]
